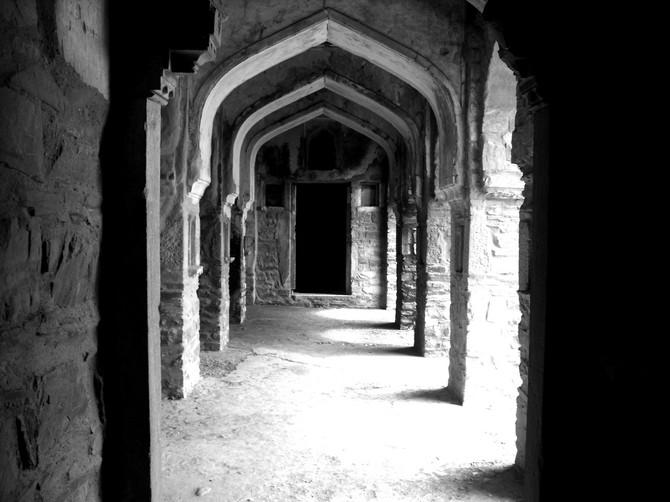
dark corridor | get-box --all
[295,183,349,294]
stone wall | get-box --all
[0,1,108,499]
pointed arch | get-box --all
[233,74,420,204]
[245,103,397,185]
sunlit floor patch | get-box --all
[161,305,522,501]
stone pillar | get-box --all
[513,78,538,470]
[396,204,418,330]
[245,208,257,306]
[350,201,386,308]
[463,196,521,411]
[447,203,468,402]
[386,207,398,312]
[422,200,452,356]
[160,198,201,399]
[199,207,230,351]
[229,204,246,324]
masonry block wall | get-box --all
[0,1,108,499]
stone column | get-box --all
[464,195,521,411]
[386,207,398,312]
[229,204,246,324]
[159,197,201,399]
[199,206,230,351]
[421,200,452,356]
[245,208,257,306]
[396,203,418,331]
[447,202,468,402]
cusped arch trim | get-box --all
[245,103,397,189]
[234,73,420,204]
[190,8,461,201]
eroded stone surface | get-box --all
[0,3,107,499]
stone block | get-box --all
[9,66,66,110]
[0,87,44,180]
[0,0,37,27]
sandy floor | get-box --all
[161,305,523,501]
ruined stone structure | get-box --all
[0,1,652,501]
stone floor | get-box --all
[161,305,523,501]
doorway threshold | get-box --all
[290,292,356,308]
[292,292,352,297]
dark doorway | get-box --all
[296,183,349,293]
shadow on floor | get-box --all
[394,387,462,404]
[431,465,523,501]
[336,321,398,330]
[362,345,420,356]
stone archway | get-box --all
[191,9,461,202]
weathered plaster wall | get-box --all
[0,2,108,500]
